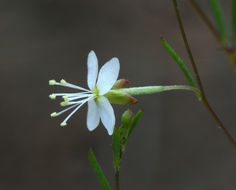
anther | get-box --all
[63,96,68,101]
[60,122,67,127]
[60,101,68,106]
[50,112,57,117]
[60,79,67,85]
[49,94,56,100]
[49,80,56,86]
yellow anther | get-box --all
[60,79,67,85]
[60,122,67,127]
[62,96,68,101]
[60,101,68,106]
[49,94,56,100]
[49,80,56,85]
[50,112,57,117]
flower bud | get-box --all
[112,79,129,89]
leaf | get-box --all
[209,0,228,45]
[232,0,236,45]
[160,37,197,87]
[88,149,112,190]
[112,128,121,171]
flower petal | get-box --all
[96,57,120,95]
[97,96,115,135]
[87,99,100,131]
[87,50,98,90]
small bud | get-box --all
[49,94,56,100]
[50,112,57,117]
[60,101,68,106]
[60,122,67,127]
[121,109,133,126]
[112,79,129,89]
[49,80,56,85]
[60,79,67,85]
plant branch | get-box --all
[188,0,222,45]
[115,170,120,190]
[173,0,236,149]
[187,0,236,72]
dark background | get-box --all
[0,0,235,189]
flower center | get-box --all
[93,85,100,102]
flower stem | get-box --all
[173,0,236,149]
[112,85,201,99]
[115,170,120,190]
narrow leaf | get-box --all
[233,0,236,45]
[209,0,228,45]
[88,149,112,190]
[112,128,121,171]
[161,37,197,87]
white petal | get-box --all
[96,57,120,95]
[87,99,100,131]
[87,50,98,90]
[97,96,115,135]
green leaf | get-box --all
[112,128,121,171]
[127,110,143,139]
[88,149,112,190]
[232,0,236,45]
[209,0,228,45]
[160,37,197,87]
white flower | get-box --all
[49,50,120,135]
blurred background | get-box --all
[0,0,235,189]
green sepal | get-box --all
[112,79,129,89]
[105,91,138,104]
[112,127,121,171]
[88,149,112,190]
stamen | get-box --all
[54,80,90,92]
[51,92,91,96]
[66,94,94,101]
[53,104,78,117]
[60,96,94,125]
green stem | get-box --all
[111,85,201,99]
[115,170,120,190]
